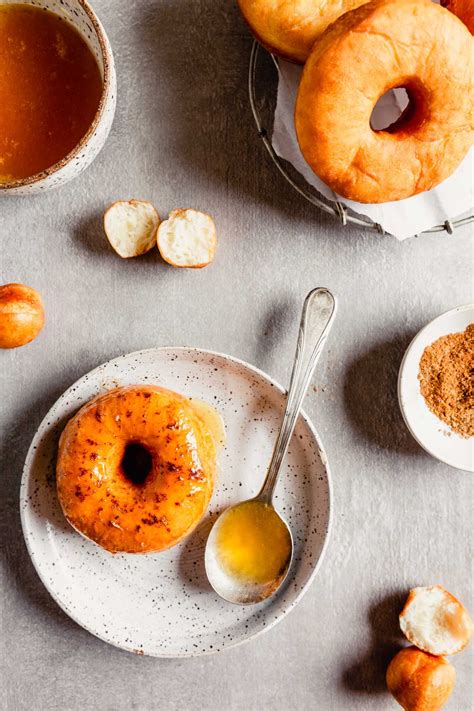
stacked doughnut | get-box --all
[238,0,473,203]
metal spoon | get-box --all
[205,287,337,604]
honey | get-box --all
[214,500,292,585]
[0,4,103,183]
[191,399,226,448]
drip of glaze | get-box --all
[190,399,226,449]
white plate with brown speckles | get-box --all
[20,347,332,657]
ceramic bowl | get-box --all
[398,304,474,472]
[0,0,116,196]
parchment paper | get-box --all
[272,60,473,240]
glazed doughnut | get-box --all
[237,0,368,63]
[56,385,221,554]
[295,0,474,203]
[442,0,474,33]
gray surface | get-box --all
[1,1,473,709]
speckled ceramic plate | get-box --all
[20,347,332,657]
[398,305,474,472]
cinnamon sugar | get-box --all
[418,324,474,437]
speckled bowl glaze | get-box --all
[20,348,332,657]
[0,0,116,195]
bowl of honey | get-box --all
[0,0,116,195]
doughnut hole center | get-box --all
[370,87,411,131]
[121,442,153,485]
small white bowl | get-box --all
[398,304,474,472]
[0,0,116,196]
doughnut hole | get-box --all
[121,442,153,485]
[370,81,428,134]
[370,87,409,130]
[0,283,45,348]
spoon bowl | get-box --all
[205,499,293,604]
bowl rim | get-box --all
[0,0,113,191]
[397,302,474,471]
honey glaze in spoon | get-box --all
[205,288,337,604]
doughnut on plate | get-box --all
[398,304,474,472]
[20,347,331,657]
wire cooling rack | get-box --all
[248,41,473,237]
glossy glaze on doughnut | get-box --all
[295,0,473,203]
[56,385,220,553]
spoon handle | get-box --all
[257,288,337,503]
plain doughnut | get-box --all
[295,0,473,203]
[237,0,368,63]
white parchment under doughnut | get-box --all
[272,60,473,240]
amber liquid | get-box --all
[190,399,226,448]
[0,4,103,182]
[215,501,292,585]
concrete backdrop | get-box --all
[1,1,472,709]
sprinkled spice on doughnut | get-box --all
[418,324,474,437]
[56,385,224,553]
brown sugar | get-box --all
[418,324,474,437]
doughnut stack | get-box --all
[238,0,473,203]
